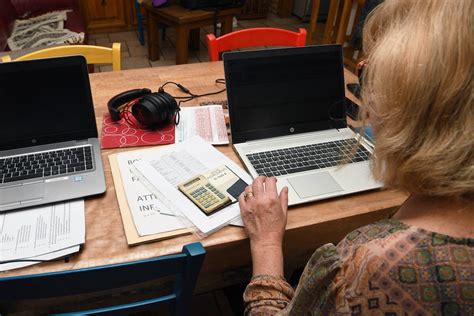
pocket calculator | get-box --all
[178,175,231,215]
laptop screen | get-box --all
[0,56,98,151]
[224,45,346,144]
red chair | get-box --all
[206,27,307,61]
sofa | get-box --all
[0,0,86,52]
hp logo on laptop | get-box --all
[290,127,295,133]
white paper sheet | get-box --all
[176,105,229,144]
[0,200,85,262]
[133,136,252,235]
[229,216,244,227]
[116,153,188,236]
[0,245,80,272]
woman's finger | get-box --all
[239,190,247,205]
[279,187,289,212]
[252,176,266,197]
[264,177,278,197]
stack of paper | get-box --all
[0,200,85,271]
[132,136,252,235]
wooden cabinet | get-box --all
[80,0,138,33]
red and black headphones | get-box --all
[107,87,179,129]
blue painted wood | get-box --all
[134,0,145,45]
[0,242,205,315]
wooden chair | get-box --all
[134,0,167,46]
[206,27,307,62]
[0,242,205,315]
[0,43,122,71]
[307,0,366,71]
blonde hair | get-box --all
[361,0,473,198]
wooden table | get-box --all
[1,62,407,293]
[146,4,241,64]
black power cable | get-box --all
[158,79,226,106]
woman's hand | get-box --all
[239,176,289,276]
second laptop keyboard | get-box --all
[246,139,370,177]
[0,146,94,184]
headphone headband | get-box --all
[107,88,152,121]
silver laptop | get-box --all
[224,45,381,206]
[0,56,106,212]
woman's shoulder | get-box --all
[340,219,410,247]
[329,219,474,315]
[338,218,473,252]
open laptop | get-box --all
[224,45,381,206]
[0,56,106,212]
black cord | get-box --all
[159,79,226,105]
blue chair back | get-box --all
[0,242,205,315]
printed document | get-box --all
[0,200,84,263]
[176,105,229,144]
[0,245,79,272]
[133,136,252,235]
[116,152,188,236]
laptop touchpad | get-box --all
[288,171,343,199]
[0,183,44,205]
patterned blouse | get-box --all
[244,219,474,315]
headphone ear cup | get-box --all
[107,88,152,121]
[159,92,179,123]
[131,95,159,127]
[131,92,178,128]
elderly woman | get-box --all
[238,0,473,315]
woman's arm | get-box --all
[239,176,293,314]
[239,176,288,277]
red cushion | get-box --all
[0,0,17,51]
[11,0,78,17]
[63,7,86,34]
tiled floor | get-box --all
[89,12,320,72]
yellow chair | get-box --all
[0,43,122,71]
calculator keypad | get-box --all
[178,175,231,215]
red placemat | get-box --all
[101,114,175,149]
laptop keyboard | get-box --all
[246,139,370,177]
[0,146,94,184]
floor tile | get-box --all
[194,49,210,62]
[94,38,111,45]
[93,40,130,52]
[88,33,110,40]
[160,38,175,48]
[149,59,177,67]
[109,31,140,42]
[128,44,149,57]
[126,39,146,47]
[159,47,177,60]
[121,56,153,70]
[237,19,269,28]
[99,65,113,72]
[121,50,130,58]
